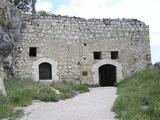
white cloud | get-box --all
[150,35,160,45]
[36,1,53,12]
[151,47,160,63]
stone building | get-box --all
[15,14,151,86]
[0,0,151,87]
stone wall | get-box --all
[15,14,151,84]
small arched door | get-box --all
[39,62,52,80]
[98,64,116,86]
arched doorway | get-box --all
[39,62,52,80]
[91,59,123,85]
[98,64,116,86]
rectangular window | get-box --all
[111,51,118,59]
[83,43,87,46]
[29,47,37,57]
[94,52,101,59]
[82,71,88,76]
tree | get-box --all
[8,0,37,13]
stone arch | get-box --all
[32,58,58,81]
[91,59,123,84]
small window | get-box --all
[94,52,101,59]
[29,47,37,57]
[83,43,87,46]
[82,71,88,76]
[111,51,118,59]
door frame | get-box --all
[91,59,123,84]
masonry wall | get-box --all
[14,14,151,84]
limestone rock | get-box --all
[154,62,160,69]
[0,33,13,58]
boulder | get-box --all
[154,62,160,69]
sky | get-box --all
[36,0,160,64]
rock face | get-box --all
[0,62,6,95]
[0,33,13,58]
[0,0,19,95]
[0,31,13,95]
[154,62,160,69]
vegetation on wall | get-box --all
[38,10,50,16]
[21,21,27,28]
[0,9,12,29]
[8,0,37,13]
[0,79,89,119]
[112,69,160,120]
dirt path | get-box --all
[20,87,117,120]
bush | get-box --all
[38,10,49,16]
[21,21,27,28]
[72,84,89,93]
[35,87,60,102]
[0,9,12,29]
[9,89,34,106]
[52,81,77,99]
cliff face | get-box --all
[0,0,21,95]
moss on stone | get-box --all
[0,9,12,29]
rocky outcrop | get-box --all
[0,62,6,95]
[0,33,13,58]
[0,0,17,95]
[154,62,160,69]
[0,29,14,95]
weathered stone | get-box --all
[154,62,160,69]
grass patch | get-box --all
[35,87,60,102]
[72,84,89,93]
[0,79,90,119]
[52,81,89,99]
[112,69,160,120]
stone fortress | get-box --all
[0,0,151,87]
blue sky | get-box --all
[36,0,160,64]
[37,0,68,10]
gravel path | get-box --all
[21,87,117,120]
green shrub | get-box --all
[72,84,89,93]
[21,21,27,28]
[9,89,34,106]
[38,10,49,16]
[35,87,60,102]
[52,81,77,99]
[0,9,12,29]
[5,21,12,29]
